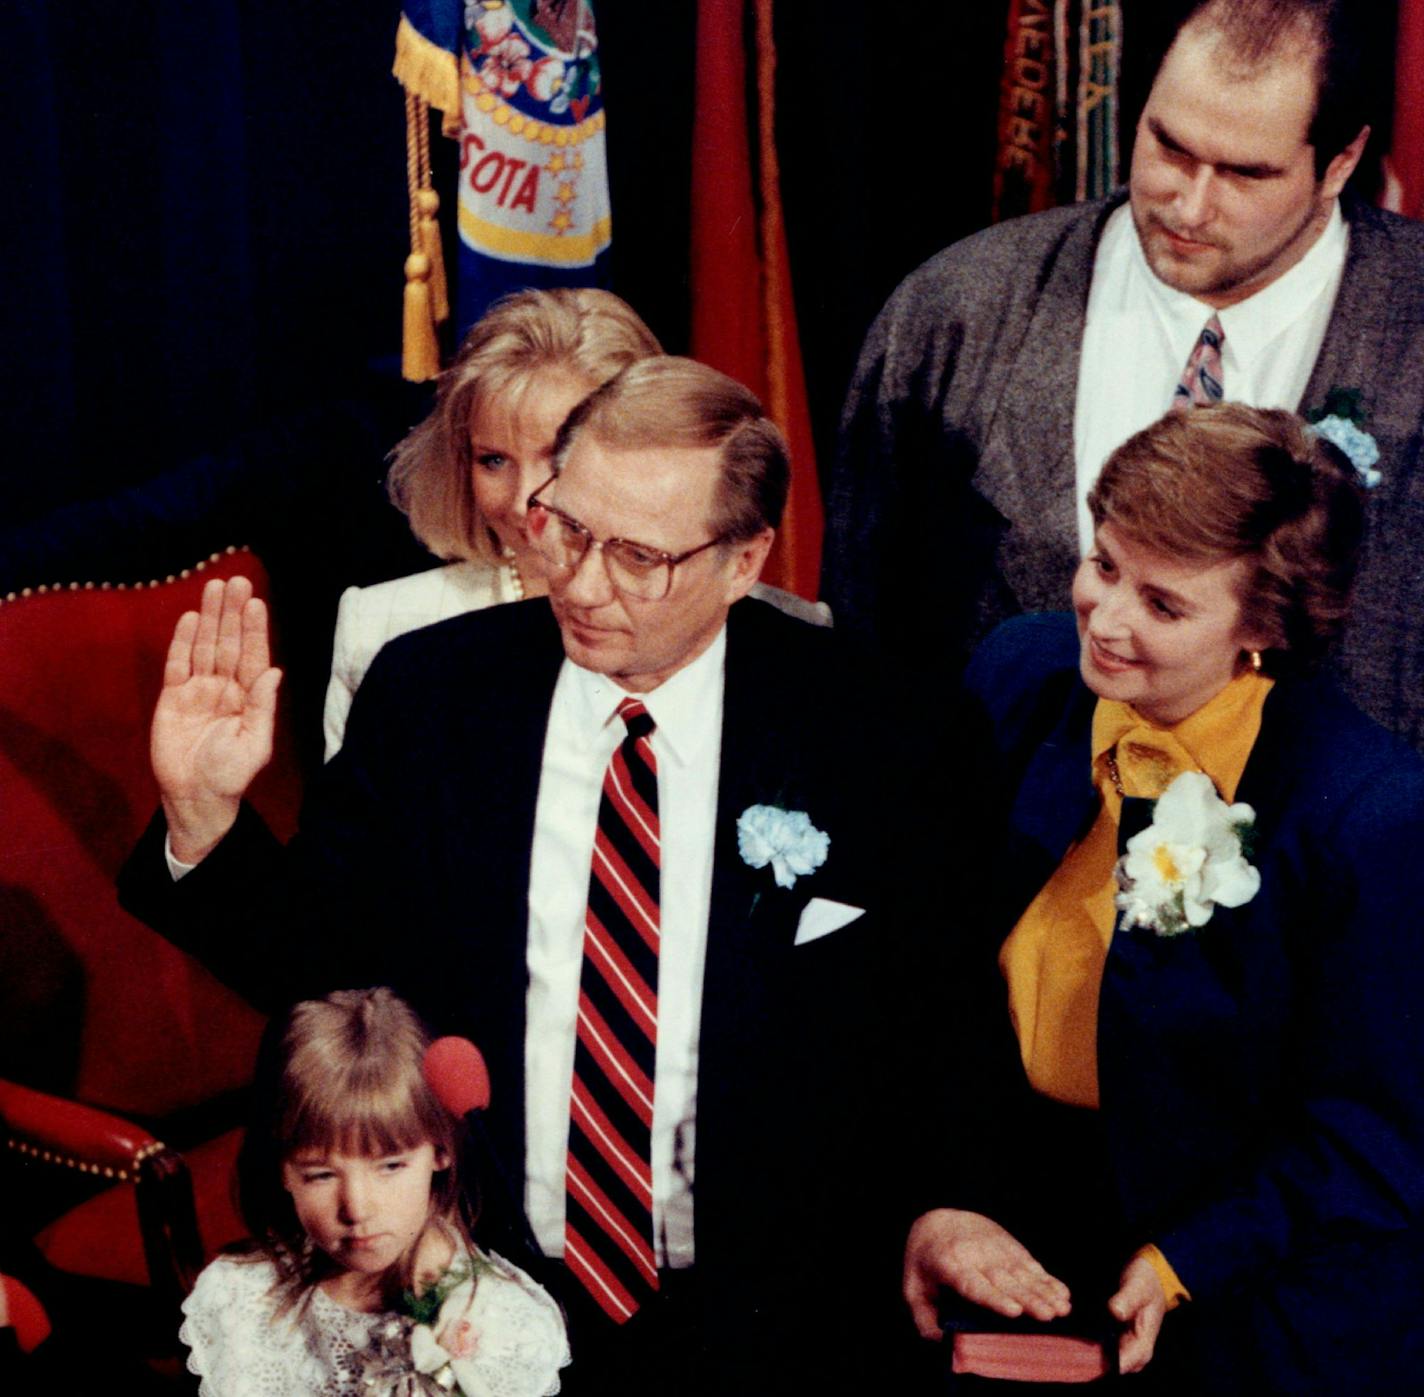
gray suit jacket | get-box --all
[825,191,1424,750]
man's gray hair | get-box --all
[553,356,791,542]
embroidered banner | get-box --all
[396,1,612,349]
[992,0,1058,221]
[992,0,1122,221]
[1073,1,1122,202]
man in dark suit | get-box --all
[824,0,1424,751]
[121,358,903,1392]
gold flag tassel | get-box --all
[418,188,449,323]
[412,87,449,325]
[402,90,444,382]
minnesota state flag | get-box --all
[395,1,613,366]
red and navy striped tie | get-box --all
[565,697,661,1322]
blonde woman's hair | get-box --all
[388,288,661,562]
[234,987,468,1313]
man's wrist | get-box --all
[161,795,239,865]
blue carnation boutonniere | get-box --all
[1305,388,1382,488]
[737,804,829,890]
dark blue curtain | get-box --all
[3,1,410,530]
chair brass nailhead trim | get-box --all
[3,545,250,606]
[3,1133,171,1183]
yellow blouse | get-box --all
[997,669,1273,1307]
[999,669,1272,1108]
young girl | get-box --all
[181,987,569,1395]
[322,287,662,759]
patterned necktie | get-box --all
[564,697,661,1323]
[1171,314,1225,410]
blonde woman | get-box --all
[323,289,661,758]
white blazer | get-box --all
[324,561,518,759]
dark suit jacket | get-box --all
[825,192,1424,753]
[120,596,905,1386]
[923,614,1424,1393]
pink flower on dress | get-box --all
[479,34,533,97]
[437,1316,480,1359]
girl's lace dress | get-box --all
[182,1249,568,1396]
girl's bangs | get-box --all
[282,1075,436,1159]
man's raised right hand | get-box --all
[152,575,282,864]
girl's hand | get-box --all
[1108,1255,1167,1374]
[903,1208,1072,1340]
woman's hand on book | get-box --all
[903,1208,1072,1340]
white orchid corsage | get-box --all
[737,804,829,889]
[1113,771,1260,937]
[357,1252,568,1397]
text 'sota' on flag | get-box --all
[395,1,613,379]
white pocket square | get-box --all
[794,897,865,946]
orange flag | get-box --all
[1384,0,1424,219]
[689,0,822,601]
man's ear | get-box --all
[723,528,775,603]
[434,1146,451,1171]
[1318,125,1369,202]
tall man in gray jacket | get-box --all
[825,0,1424,751]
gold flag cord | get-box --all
[402,89,448,382]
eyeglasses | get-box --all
[526,475,728,602]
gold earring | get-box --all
[1249,650,1263,673]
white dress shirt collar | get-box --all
[564,625,727,769]
[1126,199,1347,366]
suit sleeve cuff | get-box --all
[164,831,198,881]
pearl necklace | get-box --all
[498,543,526,601]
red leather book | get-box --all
[951,1330,1112,1383]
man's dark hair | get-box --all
[1161,0,1383,177]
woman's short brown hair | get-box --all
[235,987,468,1311]
[388,288,661,563]
[1088,403,1366,674]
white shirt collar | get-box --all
[564,624,727,767]
[1127,200,1347,366]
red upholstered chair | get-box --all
[0,548,303,1319]
[2,1271,53,1354]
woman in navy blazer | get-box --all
[903,404,1424,1392]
